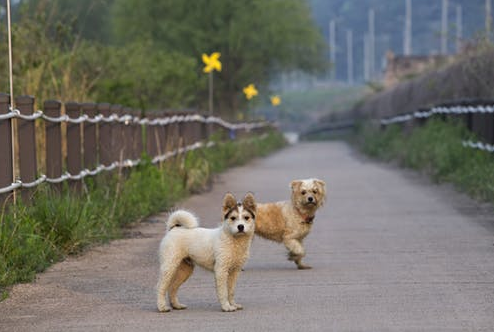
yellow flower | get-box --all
[243,84,258,100]
[202,52,222,73]
[270,95,281,106]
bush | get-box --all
[355,119,494,203]
[0,131,286,298]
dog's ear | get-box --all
[313,178,327,201]
[242,192,256,213]
[222,192,237,213]
[290,180,303,191]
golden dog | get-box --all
[255,178,326,269]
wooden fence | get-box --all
[0,94,270,202]
[301,99,494,151]
[379,100,494,146]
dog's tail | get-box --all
[166,210,199,231]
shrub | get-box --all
[0,131,286,298]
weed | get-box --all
[355,119,494,203]
[0,131,286,297]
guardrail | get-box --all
[0,94,271,199]
[380,100,494,153]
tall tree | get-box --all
[111,0,327,117]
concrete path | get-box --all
[1,141,494,331]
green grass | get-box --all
[277,85,366,125]
[355,119,494,203]
[0,131,286,299]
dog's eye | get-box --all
[244,216,250,221]
[230,216,236,221]
[313,190,318,194]
[301,190,307,195]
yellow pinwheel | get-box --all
[270,95,281,106]
[243,84,258,100]
[202,52,222,73]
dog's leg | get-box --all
[168,259,194,310]
[283,238,312,269]
[214,263,236,312]
[227,269,243,310]
[157,260,181,312]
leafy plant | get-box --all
[355,119,494,203]
[0,131,286,298]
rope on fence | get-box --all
[462,140,494,153]
[0,107,268,130]
[0,104,270,195]
[0,140,219,194]
[379,104,494,154]
[381,104,494,125]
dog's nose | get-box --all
[308,196,314,202]
[237,224,244,232]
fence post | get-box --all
[132,109,143,160]
[201,114,209,142]
[110,105,123,163]
[44,100,62,192]
[471,113,484,143]
[16,95,37,201]
[146,113,158,159]
[158,111,167,156]
[0,93,14,204]
[488,113,494,144]
[65,102,82,191]
[98,103,112,167]
[164,113,173,154]
[177,112,185,148]
[123,107,133,161]
[82,103,98,172]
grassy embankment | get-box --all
[355,119,494,203]
[0,131,286,299]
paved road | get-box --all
[1,141,494,331]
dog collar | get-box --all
[302,215,315,224]
[295,207,315,224]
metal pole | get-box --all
[441,0,448,55]
[208,71,213,116]
[487,0,492,38]
[329,20,336,81]
[456,5,463,53]
[347,29,353,85]
[364,33,370,82]
[7,0,17,206]
[404,0,412,55]
[368,9,375,79]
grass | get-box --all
[275,85,366,127]
[354,118,494,203]
[0,131,287,299]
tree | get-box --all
[111,0,327,117]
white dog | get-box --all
[255,178,326,269]
[156,192,257,312]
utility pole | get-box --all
[441,0,448,55]
[487,0,492,38]
[364,33,370,82]
[368,8,375,79]
[347,29,353,85]
[329,19,336,81]
[404,0,412,55]
[456,5,462,53]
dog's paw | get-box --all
[171,303,187,310]
[232,303,243,310]
[221,304,237,312]
[297,264,312,270]
[157,303,172,313]
[287,252,299,261]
